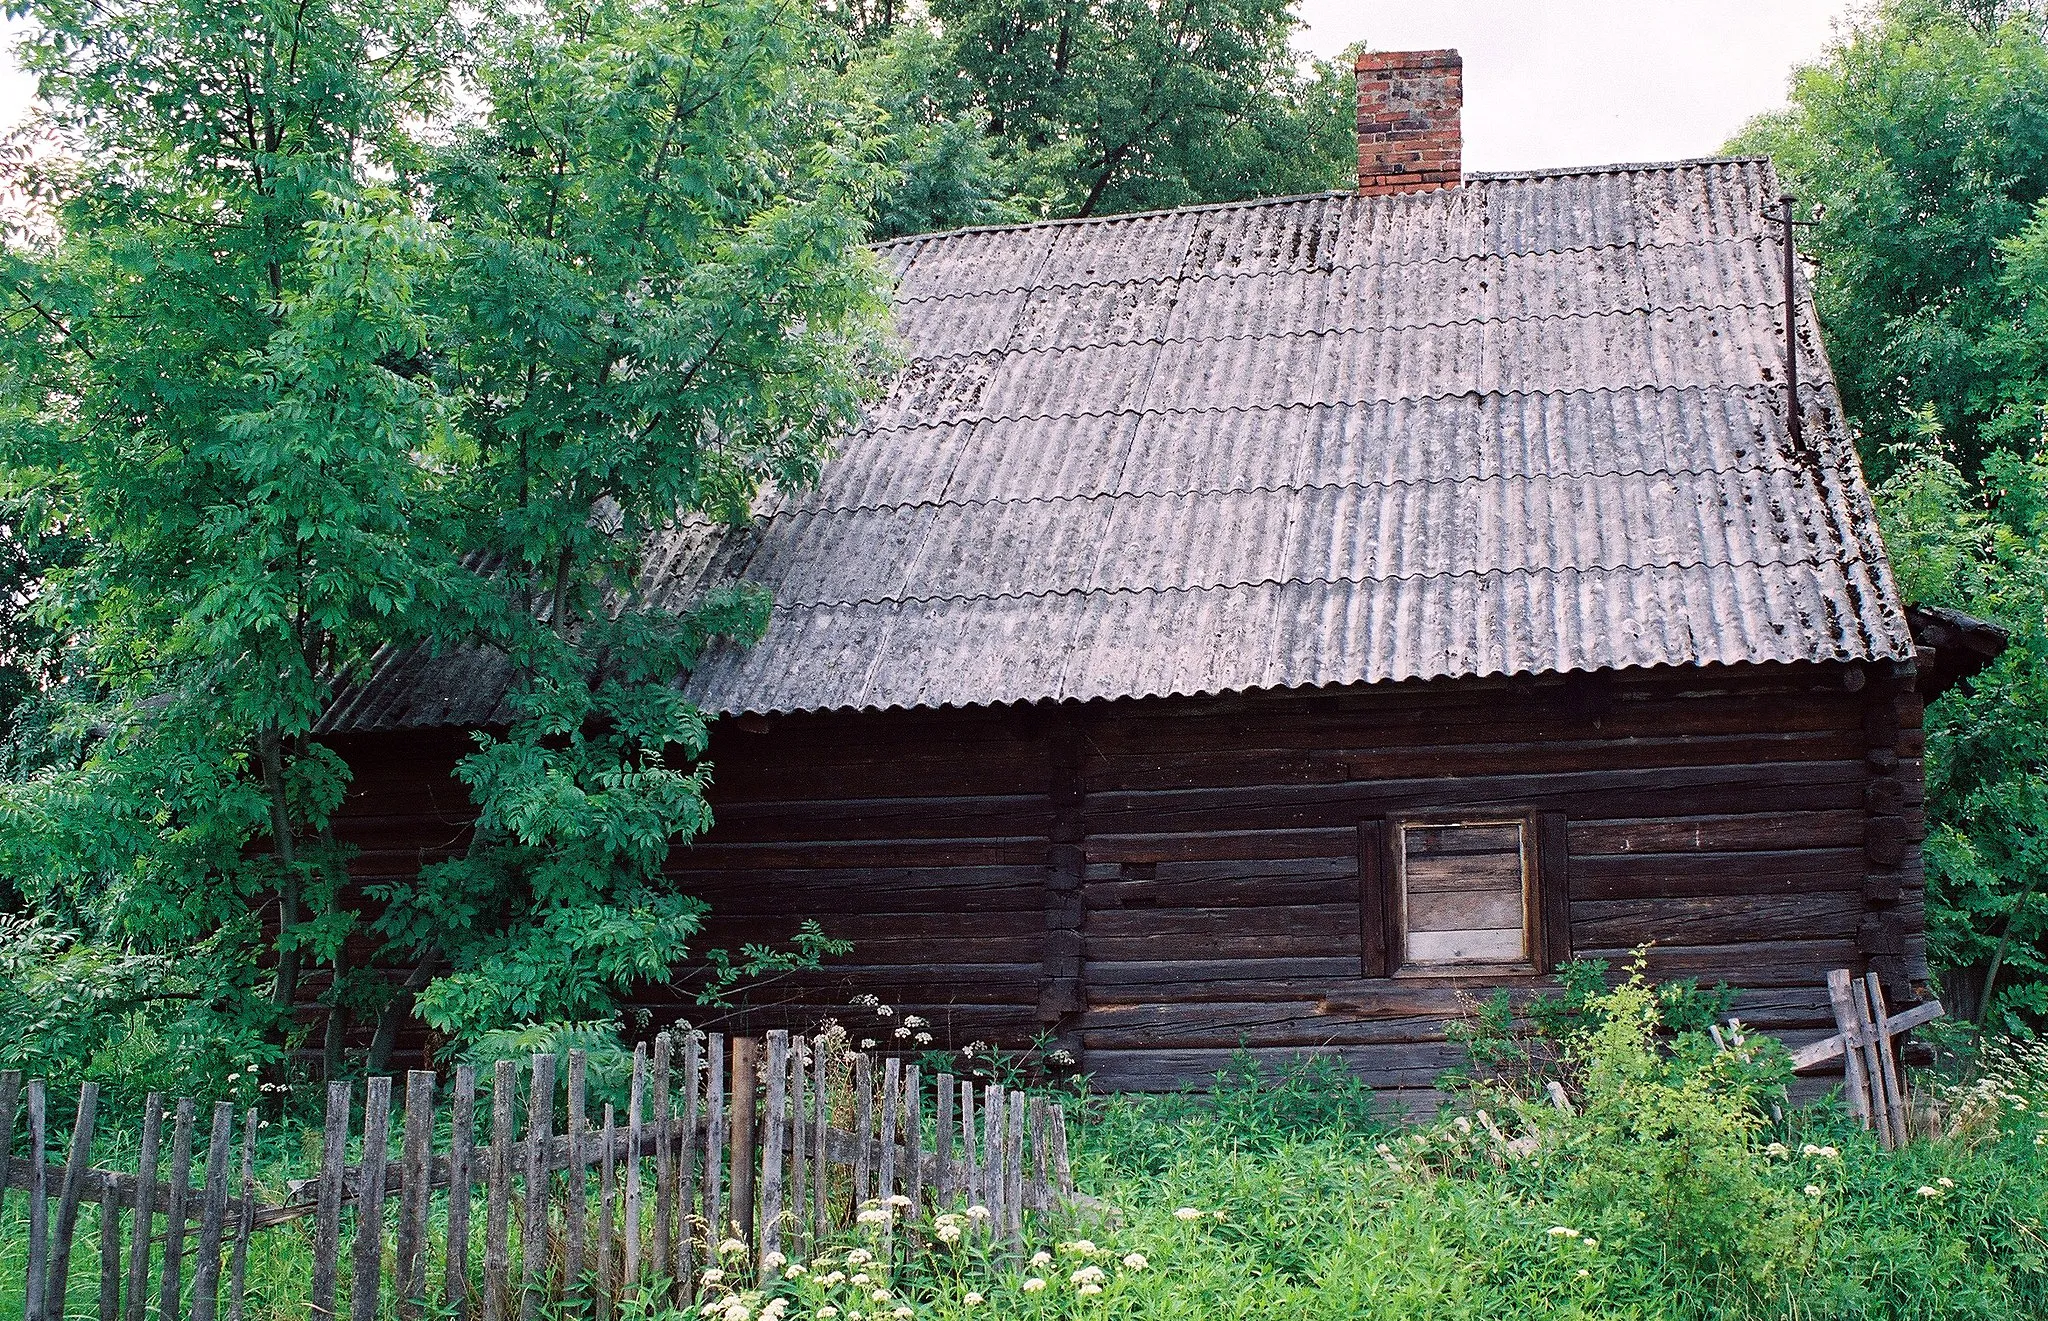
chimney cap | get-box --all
[1355,48,1462,72]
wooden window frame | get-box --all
[1359,811,1570,977]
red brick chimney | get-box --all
[1355,49,1463,197]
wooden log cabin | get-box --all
[321,50,1993,1098]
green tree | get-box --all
[1731,0,2048,481]
[0,0,890,1085]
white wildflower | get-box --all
[701,1269,726,1286]
[851,1272,872,1287]
[1173,1207,1204,1221]
[1805,1184,1824,1198]
[1938,1176,1955,1189]
[915,1033,934,1046]
[763,1252,786,1272]
[871,1288,892,1303]
[719,1238,748,1257]
[847,1249,874,1266]
[783,1264,807,1280]
[1546,1227,1579,1239]
[876,1005,894,1017]
[937,1223,962,1243]
[1070,1265,1107,1287]
[889,1194,911,1208]
[1061,1239,1098,1255]
[1917,1185,1941,1198]
[1028,1251,1052,1268]
[962,1292,984,1307]
[1021,1279,1046,1293]
[965,1205,991,1222]
[1077,1283,1103,1297]
[1121,1253,1147,1271]
[857,1207,891,1226]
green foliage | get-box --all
[0,0,895,1087]
[1731,0,2048,481]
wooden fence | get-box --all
[2,1030,1076,1321]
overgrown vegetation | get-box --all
[1734,0,2048,1029]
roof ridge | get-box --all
[874,156,1772,250]
[747,552,1886,613]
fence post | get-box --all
[651,1033,673,1287]
[852,1054,873,1207]
[396,1071,435,1318]
[704,1035,725,1248]
[520,1053,554,1321]
[1005,1091,1025,1250]
[352,1076,393,1321]
[160,1097,197,1321]
[786,1036,807,1265]
[596,1104,617,1313]
[906,1067,924,1218]
[810,1036,830,1247]
[730,1037,757,1250]
[564,1051,587,1299]
[123,1094,164,1321]
[311,1083,350,1321]
[679,1033,701,1304]
[625,1042,646,1288]
[24,1081,47,1321]
[761,1032,787,1275]
[981,1084,1002,1236]
[1865,973,1911,1148]
[47,1081,102,1321]
[188,1101,235,1321]
[484,1061,513,1321]
[879,1058,899,1254]
[0,1070,19,1227]
[1028,1098,1050,1214]
[225,1109,257,1321]
[935,1074,955,1208]
[98,1175,122,1321]
[446,1064,477,1320]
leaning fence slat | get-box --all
[99,1174,123,1321]
[311,1084,350,1321]
[1028,1098,1050,1214]
[935,1074,955,1208]
[1865,973,1910,1148]
[704,1035,725,1248]
[159,1096,197,1321]
[225,1109,257,1321]
[679,1033,702,1304]
[624,1042,647,1287]
[446,1065,477,1320]
[395,1071,435,1319]
[811,1037,830,1247]
[651,1033,673,1286]
[484,1062,515,1321]
[1005,1091,1026,1249]
[187,1101,235,1321]
[596,1105,617,1311]
[0,1070,19,1228]
[25,1081,48,1321]
[48,1081,102,1321]
[1825,969,1873,1129]
[852,1054,873,1206]
[788,1037,809,1262]
[520,1053,554,1321]
[906,1066,925,1217]
[730,1036,757,1249]
[761,1031,787,1274]
[1851,977,1896,1147]
[564,1051,588,1298]
[352,1076,393,1321]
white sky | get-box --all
[0,2,1867,173]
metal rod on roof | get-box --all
[1779,194,1802,449]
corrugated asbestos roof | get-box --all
[318,157,1912,730]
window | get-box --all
[1358,812,1569,976]
[1398,820,1531,967]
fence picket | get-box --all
[160,1097,197,1321]
[811,1037,830,1248]
[1050,1105,1073,1200]
[852,1055,873,1206]
[1866,973,1911,1148]
[1027,1099,1049,1214]
[704,1035,725,1247]
[48,1081,102,1321]
[1005,1092,1025,1249]
[484,1061,514,1321]
[981,1084,1002,1235]
[25,1081,47,1321]
[520,1053,554,1321]
[396,1071,435,1318]
[624,1043,646,1287]
[225,1109,257,1321]
[564,1051,588,1297]
[786,1037,807,1263]
[879,1058,899,1254]
[0,1070,19,1227]
[906,1067,924,1218]
[651,1034,673,1287]
[935,1074,955,1208]
[352,1076,393,1321]
[596,1104,617,1313]
[188,1101,235,1321]
[730,1037,757,1249]
[678,1033,701,1304]
[446,1065,477,1320]
[958,1081,976,1215]
[98,1177,122,1321]
[761,1031,787,1273]
[311,1083,350,1321]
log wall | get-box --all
[329,658,1926,1097]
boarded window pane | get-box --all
[1401,820,1528,967]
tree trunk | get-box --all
[258,727,301,1014]
[366,952,440,1076]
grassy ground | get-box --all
[9,1008,2048,1320]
